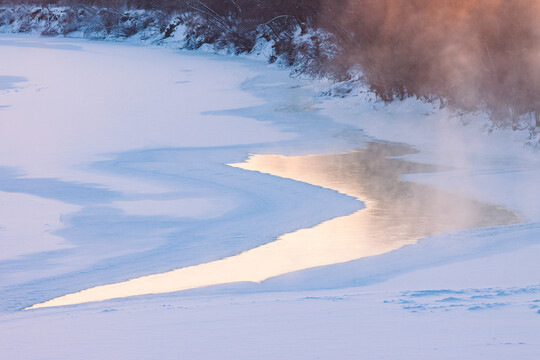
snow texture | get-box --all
[0,35,539,359]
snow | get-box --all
[0,35,539,359]
[0,35,293,179]
[111,198,236,219]
[0,34,297,261]
[0,191,79,260]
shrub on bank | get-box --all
[1,0,538,140]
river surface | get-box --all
[28,142,520,308]
[0,35,522,310]
[1,35,365,311]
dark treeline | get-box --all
[1,0,539,132]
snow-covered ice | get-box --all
[0,191,79,260]
[0,34,364,304]
[0,35,539,359]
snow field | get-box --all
[0,35,538,359]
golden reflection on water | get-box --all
[27,142,521,309]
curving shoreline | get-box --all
[27,142,520,309]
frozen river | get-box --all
[0,35,522,310]
[1,35,539,360]
[0,34,366,309]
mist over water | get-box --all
[27,142,521,309]
[320,0,540,127]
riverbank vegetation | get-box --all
[1,0,539,140]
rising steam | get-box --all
[320,0,540,128]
